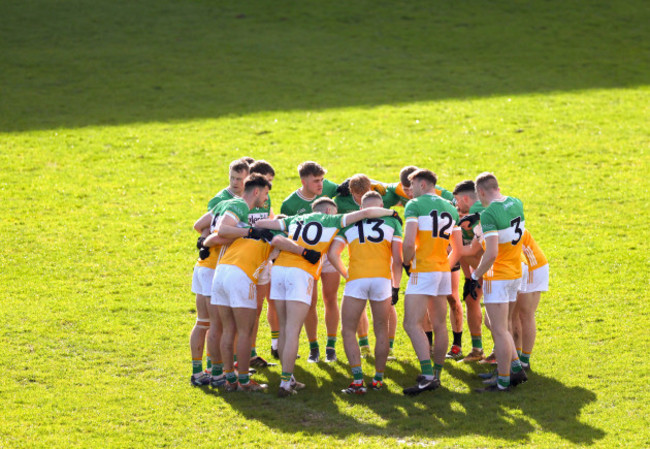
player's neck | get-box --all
[228,186,243,197]
[242,194,257,210]
[297,187,317,200]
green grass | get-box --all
[1,0,649,448]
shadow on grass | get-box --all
[201,360,604,445]
[1,0,648,132]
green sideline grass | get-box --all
[1,1,649,448]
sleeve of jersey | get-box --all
[279,217,291,233]
[323,179,339,198]
[479,210,498,236]
[333,214,347,229]
[392,217,404,237]
[280,199,292,216]
[404,200,419,222]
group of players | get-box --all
[188,157,549,396]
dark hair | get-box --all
[249,160,275,177]
[298,161,326,178]
[453,180,476,195]
[312,197,336,212]
[399,166,419,187]
[229,158,250,174]
[475,172,499,191]
[408,169,437,187]
[244,173,272,192]
[241,156,256,165]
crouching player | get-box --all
[328,191,403,394]
[208,174,321,392]
[255,197,400,397]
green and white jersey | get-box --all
[474,196,525,280]
[219,198,251,227]
[404,193,460,272]
[334,194,361,213]
[462,200,486,244]
[207,187,239,212]
[248,196,272,226]
[274,212,347,279]
[280,179,339,216]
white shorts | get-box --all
[191,266,215,297]
[258,260,272,286]
[405,271,452,297]
[519,263,529,292]
[270,265,315,305]
[344,277,392,302]
[523,264,549,293]
[483,278,520,304]
[320,254,337,274]
[210,264,257,309]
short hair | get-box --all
[229,158,250,174]
[453,180,476,195]
[312,197,336,212]
[400,166,419,187]
[249,160,275,177]
[475,172,499,191]
[408,169,437,187]
[241,156,256,165]
[244,173,272,192]
[361,190,383,206]
[298,161,326,178]
[349,174,372,195]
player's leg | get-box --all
[387,304,398,360]
[217,305,238,390]
[190,293,211,385]
[446,268,464,360]
[249,282,270,367]
[321,271,341,362]
[233,306,266,391]
[357,305,371,358]
[304,282,320,362]
[207,302,224,386]
[267,299,280,358]
[279,300,311,395]
[512,293,524,351]
[518,291,541,370]
[341,294,368,394]
[428,294,449,380]
[369,296,391,389]
[403,293,439,394]
[461,257,486,362]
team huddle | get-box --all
[189,158,549,396]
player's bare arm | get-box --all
[326,239,349,280]
[472,235,498,279]
[402,221,417,265]
[447,229,463,269]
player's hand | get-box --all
[391,210,403,226]
[199,245,211,260]
[459,212,480,229]
[301,248,321,264]
[467,277,481,300]
[402,263,411,277]
[391,287,400,305]
[463,278,471,299]
[336,179,351,197]
[196,236,206,250]
[258,229,275,243]
[247,227,264,240]
[371,182,387,196]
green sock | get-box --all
[358,335,369,347]
[497,375,510,389]
[250,347,257,358]
[192,359,203,375]
[433,363,443,380]
[326,335,337,348]
[511,358,523,373]
[389,338,395,349]
[271,330,279,339]
[419,359,434,377]
[351,365,364,382]
[471,335,483,349]
[520,352,531,365]
[280,372,292,383]
[373,371,384,382]
[238,373,250,385]
[516,348,522,358]
[309,340,319,350]
[212,361,224,377]
[225,370,237,384]
[206,355,212,371]
[233,354,237,362]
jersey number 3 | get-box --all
[510,217,523,245]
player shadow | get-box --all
[2,1,648,131]
[201,357,604,445]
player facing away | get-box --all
[255,197,400,397]
[469,172,528,392]
[511,230,549,371]
[401,169,462,396]
[328,191,403,394]
[280,161,340,363]
[187,158,250,386]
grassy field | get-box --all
[1,0,649,448]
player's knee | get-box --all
[195,317,210,329]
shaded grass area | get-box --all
[1,0,649,131]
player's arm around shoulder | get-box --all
[343,206,397,227]
[215,213,247,239]
[254,217,286,231]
